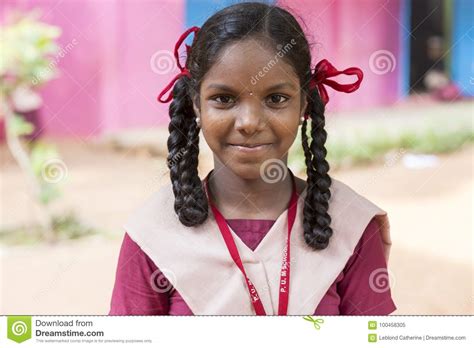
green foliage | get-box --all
[7,113,34,136]
[29,141,59,176]
[0,11,89,243]
[52,212,98,240]
[0,212,99,245]
[29,142,63,204]
[291,118,474,170]
[0,9,61,96]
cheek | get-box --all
[201,111,231,146]
[270,117,300,148]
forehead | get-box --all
[201,38,300,91]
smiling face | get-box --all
[193,38,308,179]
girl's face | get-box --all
[193,39,307,179]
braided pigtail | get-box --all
[301,88,333,250]
[167,77,208,226]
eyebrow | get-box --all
[206,82,296,92]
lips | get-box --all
[229,143,270,148]
[228,143,272,153]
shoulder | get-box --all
[109,232,171,315]
[327,177,392,262]
[346,217,385,270]
[337,216,397,315]
[295,175,392,261]
[136,182,175,212]
[118,232,158,271]
[125,182,175,224]
[294,175,385,214]
[122,182,181,241]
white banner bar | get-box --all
[1,316,472,347]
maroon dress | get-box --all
[109,217,396,315]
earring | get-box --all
[299,116,305,125]
[196,117,201,128]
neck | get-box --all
[207,158,294,220]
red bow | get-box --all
[306,59,363,119]
[157,26,200,103]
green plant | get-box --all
[0,10,63,241]
[0,212,99,245]
[290,116,474,171]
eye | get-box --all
[211,95,235,105]
[267,94,289,105]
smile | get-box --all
[228,143,272,153]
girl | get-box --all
[109,2,396,315]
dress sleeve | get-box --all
[108,232,171,315]
[337,217,397,315]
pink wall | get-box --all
[1,0,184,138]
[1,0,402,138]
[278,0,402,112]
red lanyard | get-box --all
[203,170,299,315]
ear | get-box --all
[192,94,201,118]
[300,96,308,120]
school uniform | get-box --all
[109,172,396,315]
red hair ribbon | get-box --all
[157,26,200,103]
[305,59,363,119]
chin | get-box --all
[225,161,266,180]
[215,144,289,180]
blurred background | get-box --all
[0,0,472,315]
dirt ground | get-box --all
[0,139,472,315]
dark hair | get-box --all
[166,1,333,250]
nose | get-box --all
[234,100,265,134]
